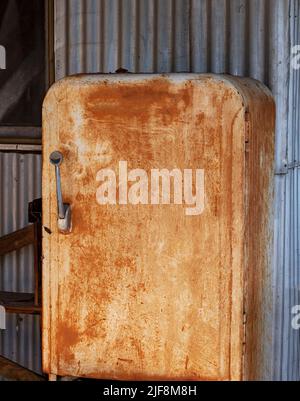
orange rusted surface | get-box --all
[42,74,275,380]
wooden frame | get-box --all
[0,197,42,315]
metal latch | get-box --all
[49,151,72,233]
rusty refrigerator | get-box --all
[42,74,275,381]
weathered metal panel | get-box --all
[0,152,42,380]
[54,0,292,167]
[42,73,274,380]
[53,0,291,182]
[272,0,300,382]
[53,0,299,380]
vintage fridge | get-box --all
[42,74,275,381]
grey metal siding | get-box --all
[273,0,300,381]
[0,152,42,378]
[1,0,299,380]
[54,0,291,170]
[53,0,299,380]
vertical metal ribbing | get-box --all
[49,0,300,381]
[0,153,42,378]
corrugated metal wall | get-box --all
[0,153,42,379]
[0,0,299,380]
[54,0,300,380]
[273,0,300,381]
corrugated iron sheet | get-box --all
[273,0,300,381]
[53,0,299,381]
[55,0,291,171]
[0,0,299,380]
[0,152,42,379]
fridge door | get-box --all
[42,74,267,380]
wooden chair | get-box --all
[0,199,45,380]
[0,198,42,314]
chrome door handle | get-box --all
[49,151,72,233]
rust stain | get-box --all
[117,358,133,363]
[114,256,136,271]
[56,321,80,365]
[185,355,189,370]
